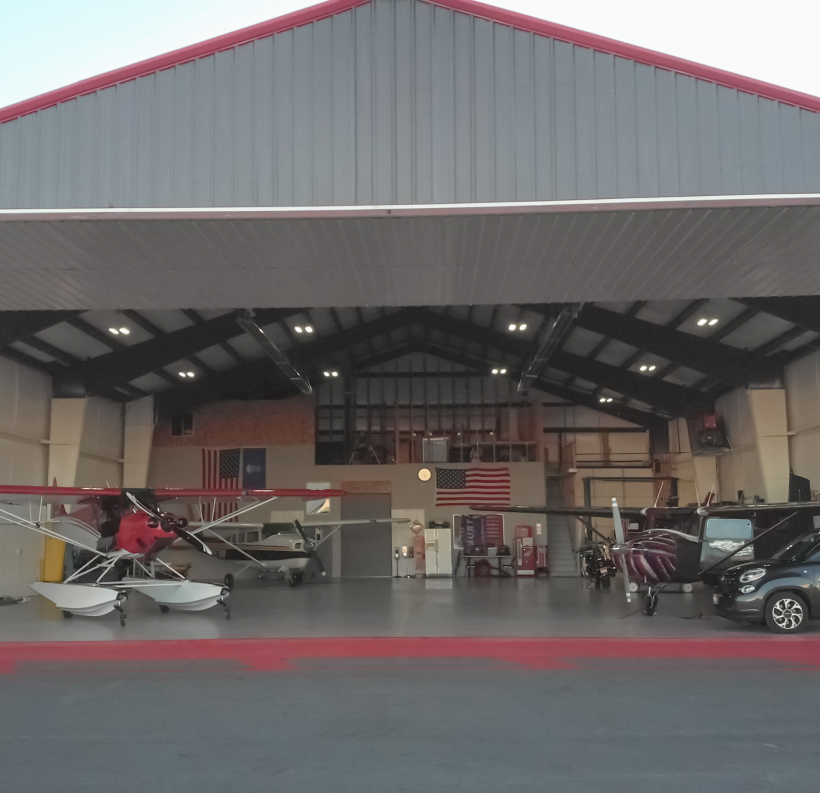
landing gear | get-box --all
[223,573,234,590]
[288,571,303,587]
[114,595,127,627]
[642,584,666,616]
[217,595,231,620]
[159,605,170,614]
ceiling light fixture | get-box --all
[500,368,507,374]
[508,324,517,331]
[599,397,606,403]
[323,371,330,377]
[708,318,719,326]
[305,326,314,333]
[492,368,499,374]
[697,319,707,326]
[606,398,613,403]
[119,327,130,335]
[108,328,120,335]
[518,324,527,331]
[648,365,656,371]
[295,326,303,333]
[187,371,195,378]
[640,365,648,371]
[331,371,338,377]
[178,372,188,377]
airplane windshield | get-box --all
[772,531,820,562]
[262,523,299,538]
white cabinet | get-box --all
[424,529,453,576]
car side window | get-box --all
[704,518,753,540]
[805,545,820,562]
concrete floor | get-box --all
[0,576,780,642]
[1,664,818,792]
[3,578,820,791]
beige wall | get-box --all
[786,350,820,494]
[715,389,766,503]
[0,356,50,596]
[76,397,124,487]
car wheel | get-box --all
[765,593,808,633]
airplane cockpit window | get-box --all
[262,523,299,538]
[246,531,260,543]
[704,518,753,540]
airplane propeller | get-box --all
[126,492,212,556]
[293,519,326,576]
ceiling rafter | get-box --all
[561,304,781,387]
[54,308,300,398]
[182,309,246,365]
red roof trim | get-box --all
[2,0,819,124]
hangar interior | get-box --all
[2,0,820,615]
[2,295,820,597]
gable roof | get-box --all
[2,0,820,124]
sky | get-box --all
[1,0,819,110]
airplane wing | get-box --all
[187,517,410,531]
[153,488,346,504]
[698,501,820,517]
[0,485,120,506]
[469,503,648,519]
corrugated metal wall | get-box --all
[2,0,819,209]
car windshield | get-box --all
[772,531,820,562]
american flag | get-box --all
[435,467,511,506]
[202,448,240,521]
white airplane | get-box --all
[0,484,344,624]
[190,517,410,587]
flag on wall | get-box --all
[202,448,240,520]
[435,467,511,506]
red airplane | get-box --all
[0,484,344,624]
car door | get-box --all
[700,518,754,572]
[803,546,820,614]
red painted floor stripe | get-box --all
[2,637,820,673]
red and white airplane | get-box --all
[0,484,344,625]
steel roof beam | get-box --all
[571,304,781,386]
[736,297,820,336]
[54,307,300,397]
[0,310,81,348]
[154,309,421,415]
[419,309,701,414]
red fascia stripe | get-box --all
[2,0,820,125]
[2,637,820,674]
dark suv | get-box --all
[713,530,820,633]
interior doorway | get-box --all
[340,494,393,577]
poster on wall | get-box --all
[455,514,505,552]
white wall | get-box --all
[716,389,766,503]
[786,350,820,492]
[76,397,124,487]
[0,356,51,596]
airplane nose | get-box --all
[175,517,189,529]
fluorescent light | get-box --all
[599,397,606,403]
[331,371,338,377]
[492,368,499,374]
[648,365,656,371]
[119,327,130,335]
[108,328,119,335]
[518,324,527,331]
[295,326,303,333]
[187,371,195,378]
[708,318,718,326]
[508,324,517,331]
[640,365,647,371]
[500,368,507,374]
[305,326,313,333]
[697,318,708,326]
[606,398,613,403]
[178,372,187,377]
[323,371,330,377]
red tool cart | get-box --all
[515,525,536,576]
